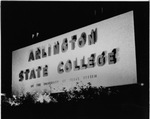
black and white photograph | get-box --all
[1,1,149,119]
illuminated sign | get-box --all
[12,11,137,96]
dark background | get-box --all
[1,1,149,119]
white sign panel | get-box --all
[12,11,137,96]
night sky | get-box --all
[1,2,149,96]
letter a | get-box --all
[28,50,34,62]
